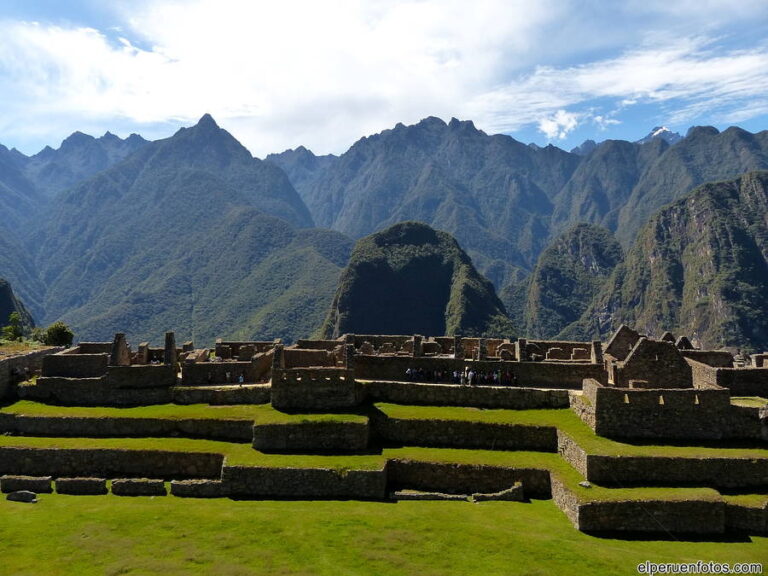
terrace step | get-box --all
[173,384,271,405]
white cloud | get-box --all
[0,1,767,154]
[538,110,580,140]
[467,37,768,139]
[0,0,561,155]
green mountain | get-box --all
[266,146,338,201]
[272,117,580,289]
[0,278,34,331]
[503,224,622,339]
[0,146,46,318]
[615,126,768,245]
[551,138,668,234]
[320,221,515,339]
[29,115,343,345]
[273,119,768,297]
[22,131,149,198]
[57,209,352,345]
[563,171,768,350]
[0,144,42,231]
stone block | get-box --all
[112,478,167,496]
[55,477,108,495]
[472,482,524,501]
[393,490,469,501]
[170,479,229,498]
[6,490,37,503]
[0,475,53,493]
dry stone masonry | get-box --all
[1,326,766,535]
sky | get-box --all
[1,0,768,157]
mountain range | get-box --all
[2,114,767,350]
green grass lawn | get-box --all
[375,403,768,459]
[0,434,732,503]
[5,400,767,460]
[732,397,768,408]
[0,340,48,359]
[0,400,368,425]
[0,495,766,576]
[0,434,386,470]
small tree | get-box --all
[44,321,74,347]
[2,312,23,341]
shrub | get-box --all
[44,322,74,347]
[2,312,23,341]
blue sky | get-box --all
[1,0,767,157]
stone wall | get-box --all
[0,347,64,399]
[556,432,589,477]
[525,340,592,361]
[252,351,273,381]
[172,384,271,405]
[688,359,720,389]
[283,349,335,368]
[387,459,551,498]
[222,464,387,499]
[580,499,725,534]
[252,421,370,451]
[371,413,558,452]
[347,335,412,353]
[681,350,734,367]
[181,361,255,386]
[715,367,768,397]
[21,377,173,406]
[725,502,768,533]
[558,428,768,489]
[551,475,726,533]
[364,381,570,409]
[271,367,360,410]
[584,454,768,489]
[295,339,344,351]
[76,343,112,354]
[578,378,762,440]
[0,447,223,479]
[614,339,692,388]
[0,413,253,442]
[106,365,176,389]
[354,355,605,388]
[42,352,108,378]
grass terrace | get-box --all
[1,495,766,576]
[376,403,768,460]
[732,397,768,408]
[0,400,368,425]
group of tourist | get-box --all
[404,366,518,386]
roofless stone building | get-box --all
[1,326,767,534]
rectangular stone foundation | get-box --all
[112,478,167,496]
[0,475,53,493]
[55,477,108,495]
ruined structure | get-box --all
[1,325,766,536]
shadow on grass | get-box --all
[584,530,754,543]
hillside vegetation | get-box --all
[504,224,622,339]
[321,221,514,338]
[563,171,768,350]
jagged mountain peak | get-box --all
[636,126,682,145]
[60,131,96,149]
[197,113,219,129]
[685,125,720,139]
[570,139,598,156]
[101,131,121,142]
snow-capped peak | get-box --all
[636,126,683,145]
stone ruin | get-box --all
[1,325,767,536]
